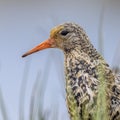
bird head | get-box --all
[22,22,88,57]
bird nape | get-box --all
[22,22,120,120]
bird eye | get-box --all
[60,30,69,36]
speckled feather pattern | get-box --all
[65,48,118,120]
[52,23,120,120]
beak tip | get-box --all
[22,54,27,58]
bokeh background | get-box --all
[0,0,120,120]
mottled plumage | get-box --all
[22,23,120,120]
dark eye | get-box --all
[60,30,69,36]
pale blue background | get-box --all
[0,0,120,120]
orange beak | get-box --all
[22,38,54,57]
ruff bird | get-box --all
[22,23,120,120]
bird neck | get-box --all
[64,45,101,89]
[64,46,102,83]
[64,41,103,61]
[64,44,112,95]
[64,42,115,91]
